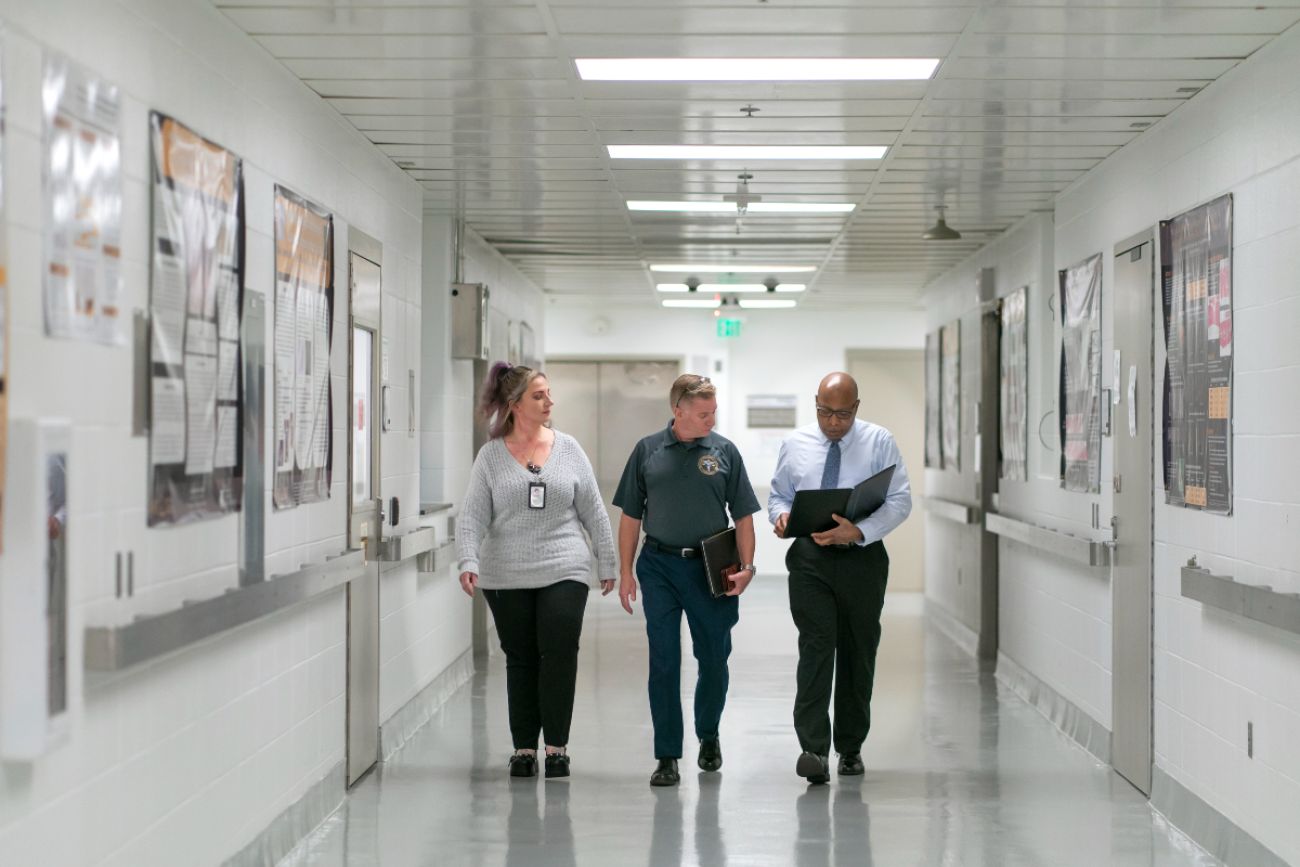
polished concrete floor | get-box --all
[285,580,1219,867]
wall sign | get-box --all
[147,112,245,526]
[1059,253,1102,493]
[1161,194,1233,514]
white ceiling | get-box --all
[216,0,1300,308]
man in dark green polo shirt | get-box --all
[613,373,760,788]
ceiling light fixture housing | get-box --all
[739,299,798,309]
[608,145,886,160]
[576,58,940,81]
[629,201,854,213]
[650,263,816,273]
[662,298,721,309]
[921,206,962,241]
[657,283,805,293]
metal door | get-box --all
[547,360,679,562]
[845,350,925,592]
[1111,231,1155,795]
[346,246,383,787]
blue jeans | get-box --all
[637,546,740,759]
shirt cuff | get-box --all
[458,558,479,575]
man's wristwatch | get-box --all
[739,563,757,574]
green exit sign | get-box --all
[716,318,743,339]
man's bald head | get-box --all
[818,372,859,403]
[815,372,860,441]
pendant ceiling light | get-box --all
[922,206,962,241]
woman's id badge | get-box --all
[528,482,546,510]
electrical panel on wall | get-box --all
[451,283,489,360]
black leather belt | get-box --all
[644,537,701,558]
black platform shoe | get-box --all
[509,752,538,778]
[545,753,571,778]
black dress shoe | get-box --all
[698,738,723,772]
[509,753,538,778]
[838,753,864,776]
[650,758,680,787]
[545,753,571,778]
[796,751,830,785]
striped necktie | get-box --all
[820,440,841,489]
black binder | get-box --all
[784,464,897,538]
[700,527,741,598]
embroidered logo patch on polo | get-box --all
[698,454,721,476]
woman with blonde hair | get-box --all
[458,362,617,778]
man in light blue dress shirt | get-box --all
[769,372,912,784]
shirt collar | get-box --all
[664,420,715,449]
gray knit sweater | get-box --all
[457,431,617,590]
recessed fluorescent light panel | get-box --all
[662,298,721,309]
[657,283,806,294]
[650,264,816,273]
[739,299,798,309]
[629,201,855,213]
[656,283,690,292]
[610,145,885,160]
[577,58,940,81]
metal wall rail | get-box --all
[85,548,366,675]
[379,526,437,563]
[923,496,982,525]
[1181,559,1300,637]
[984,512,1113,568]
[420,541,457,575]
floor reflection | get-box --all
[285,582,1220,867]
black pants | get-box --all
[786,537,889,756]
[484,580,590,749]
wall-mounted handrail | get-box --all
[1181,559,1300,637]
[84,548,366,675]
[379,526,437,563]
[984,512,1113,568]
[924,496,982,525]
[419,540,457,575]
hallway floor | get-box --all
[285,579,1218,867]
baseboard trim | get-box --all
[924,597,981,659]
[995,651,1112,764]
[378,648,475,760]
[1151,766,1290,867]
[221,761,344,867]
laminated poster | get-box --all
[940,321,961,471]
[1059,253,1102,493]
[42,55,124,346]
[273,185,334,509]
[999,287,1028,482]
[147,112,244,526]
[1161,195,1233,515]
[924,330,941,468]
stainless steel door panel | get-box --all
[1111,233,1154,796]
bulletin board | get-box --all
[924,330,941,468]
[999,287,1028,481]
[146,112,245,526]
[940,321,961,471]
[272,185,333,510]
[1161,194,1233,514]
[1059,253,1102,493]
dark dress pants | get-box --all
[786,537,889,756]
[484,580,590,749]
[637,546,740,760]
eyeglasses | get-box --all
[815,402,858,421]
[674,376,713,407]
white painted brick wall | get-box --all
[0,0,423,864]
